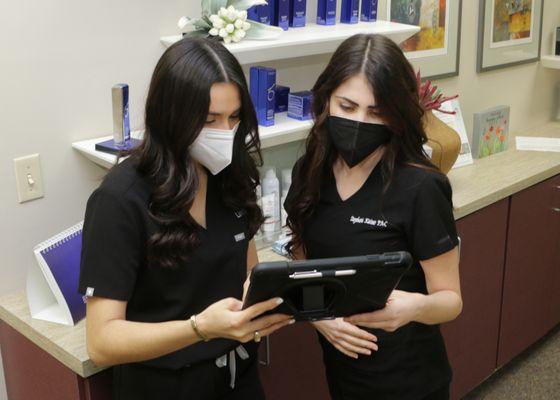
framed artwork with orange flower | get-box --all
[472,106,510,159]
[477,0,544,72]
[387,0,462,80]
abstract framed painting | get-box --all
[477,0,544,72]
[387,0,463,80]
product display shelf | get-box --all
[72,113,312,170]
[541,55,560,69]
[161,20,419,64]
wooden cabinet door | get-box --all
[441,199,509,400]
[259,322,330,400]
[498,175,560,366]
[547,175,560,330]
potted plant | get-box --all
[178,1,283,44]
[417,71,462,174]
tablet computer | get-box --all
[243,251,413,321]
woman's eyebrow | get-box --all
[335,96,379,109]
[207,107,241,116]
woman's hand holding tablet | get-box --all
[195,297,295,343]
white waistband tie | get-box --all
[215,345,250,389]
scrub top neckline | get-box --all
[330,160,382,204]
[192,170,212,233]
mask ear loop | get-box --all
[323,100,342,169]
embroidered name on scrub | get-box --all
[350,216,388,227]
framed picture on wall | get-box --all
[387,0,463,80]
[477,0,544,72]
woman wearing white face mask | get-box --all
[78,38,293,400]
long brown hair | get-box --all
[286,34,442,257]
[129,37,264,268]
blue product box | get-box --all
[274,0,290,30]
[248,4,270,24]
[259,2,271,24]
[250,66,260,111]
[289,0,306,27]
[253,67,276,127]
[247,6,259,22]
[341,0,359,24]
[317,0,337,25]
[275,85,290,113]
[268,0,276,26]
[288,90,313,121]
[360,0,378,22]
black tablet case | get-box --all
[243,251,413,321]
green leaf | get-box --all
[228,0,268,11]
[201,15,213,26]
[201,0,212,16]
[183,30,211,39]
[244,20,283,40]
[194,18,212,30]
[211,0,229,14]
[493,139,501,153]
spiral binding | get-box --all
[37,221,84,254]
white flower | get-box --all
[227,9,237,21]
[209,14,220,23]
[232,35,242,43]
[226,24,235,33]
[213,18,225,29]
[209,28,219,36]
[178,16,191,29]
[218,7,228,18]
[234,29,246,40]
[223,35,233,44]
[219,28,228,38]
[242,21,251,31]
[234,19,244,29]
[238,10,248,21]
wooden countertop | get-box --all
[1,122,559,378]
[449,122,560,219]
[0,248,286,378]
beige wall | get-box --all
[0,1,558,398]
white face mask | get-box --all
[189,122,239,175]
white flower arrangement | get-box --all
[178,0,283,44]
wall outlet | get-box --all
[14,154,44,203]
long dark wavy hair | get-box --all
[286,34,444,257]
[128,37,264,268]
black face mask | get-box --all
[327,115,392,168]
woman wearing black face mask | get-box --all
[284,34,462,400]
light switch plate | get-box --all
[14,154,44,203]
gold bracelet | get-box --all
[190,314,209,342]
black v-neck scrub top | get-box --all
[287,160,459,400]
[78,158,255,369]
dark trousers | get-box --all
[328,379,449,400]
[325,359,450,400]
[112,353,265,400]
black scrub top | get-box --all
[287,159,459,399]
[78,157,255,369]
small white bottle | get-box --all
[254,184,263,244]
[280,169,292,236]
[261,168,281,242]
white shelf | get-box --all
[72,113,312,170]
[76,21,418,170]
[161,21,419,64]
[72,131,143,169]
[541,55,560,69]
